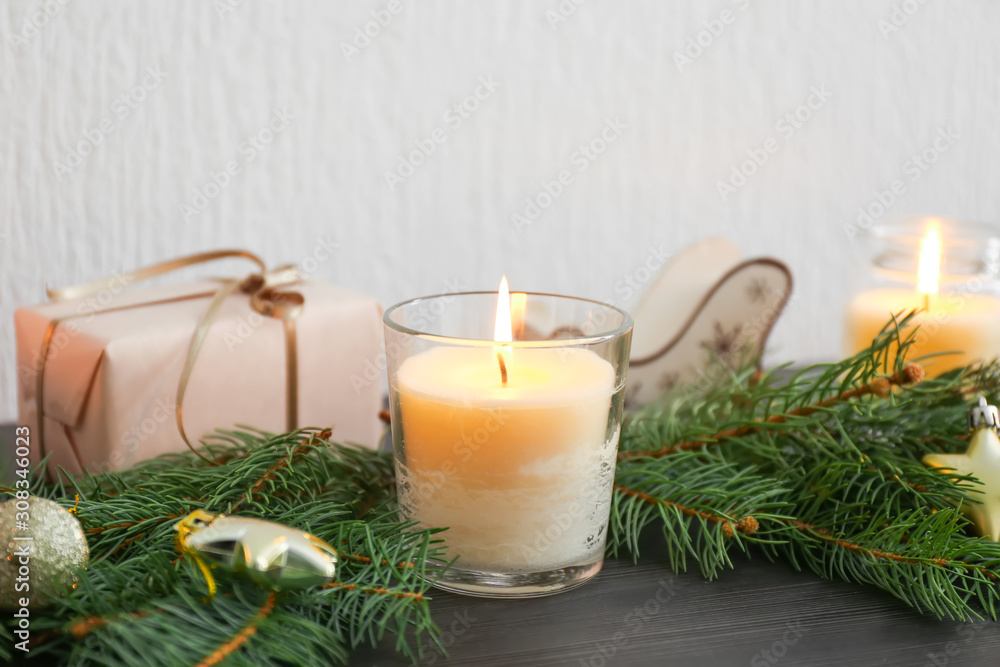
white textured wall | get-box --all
[2,0,999,421]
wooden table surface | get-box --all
[4,425,1000,667]
[351,544,1000,667]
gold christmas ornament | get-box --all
[924,397,1000,540]
[175,510,338,597]
[0,496,89,609]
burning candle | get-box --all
[845,220,1000,371]
[384,280,632,596]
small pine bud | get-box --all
[737,516,759,535]
[901,363,925,385]
[869,377,891,398]
[721,522,734,538]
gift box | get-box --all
[15,255,384,475]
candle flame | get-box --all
[918,225,941,302]
[494,276,512,344]
[494,276,512,385]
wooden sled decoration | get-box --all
[626,238,793,408]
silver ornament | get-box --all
[0,496,89,609]
[175,510,338,596]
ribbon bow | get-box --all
[40,250,305,465]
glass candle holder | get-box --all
[383,291,632,597]
[844,217,1000,372]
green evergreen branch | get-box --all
[759,508,1000,620]
[10,429,441,665]
[611,313,1000,620]
[610,450,792,578]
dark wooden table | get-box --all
[4,425,1000,666]
[351,546,1000,667]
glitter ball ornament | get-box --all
[0,497,89,609]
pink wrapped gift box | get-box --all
[15,276,383,475]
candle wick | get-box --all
[497,351,508,385]
[923,293,930,311]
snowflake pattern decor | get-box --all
[746,277,769,303]
[657,372,680,393]
[627,251,793,408]
[700,322,746,369]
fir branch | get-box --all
[609,450,791,578]
[195,591,277,667]
[760,508,1000,620]
[228,434,325,513]
[619,362,926,460]
[611,314,1000,620]
[10,429,441,665]
[319,582,426,601]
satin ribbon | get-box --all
[39,250,304,465]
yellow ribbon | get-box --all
[38,250,304,466]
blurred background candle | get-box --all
[844,218,1000,372]
[384,280,632,597]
